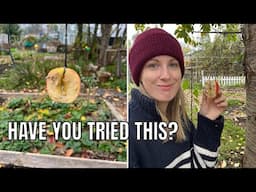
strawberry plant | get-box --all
[0,96,127,162]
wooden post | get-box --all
[116,48,121,77]
[0,150,127,168]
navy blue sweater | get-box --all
[129,88,224,168]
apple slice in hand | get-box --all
[204,80,220,98]
[46,67,81,103]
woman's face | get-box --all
[140,55,182,102]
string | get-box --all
[64,23,68,74]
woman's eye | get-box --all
[147,63,159,69]
[169,63,178,68]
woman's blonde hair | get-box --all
[156,87,190,142]
[139,85,190,142]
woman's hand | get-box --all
[199,91,228,120]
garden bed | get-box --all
[0,94,127,168]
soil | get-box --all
[184,87,246,127]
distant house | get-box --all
[48,32,59,40]
[46,39,61,53]
[0,33,9,51]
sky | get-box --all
[127,24,177,45]
[127,24,216,51]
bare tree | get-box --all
[73,24,84,60]
[98,24,112,67]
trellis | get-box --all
[185,30,243,122]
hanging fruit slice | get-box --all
[46,67,81,103]
[204,80,220,98]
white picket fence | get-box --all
[202,75,245,87]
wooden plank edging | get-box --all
[0,150,127,168]
[104,99,125,121]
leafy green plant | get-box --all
[228,99,244,107]
[65,140,82,153]
[0,57,80,91]
[0,97,127,161]
[100,77,126,92]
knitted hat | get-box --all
[129,28,184,86]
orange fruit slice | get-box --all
[46,67,80,103]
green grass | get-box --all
[217,119,245,167]
[228,99,245,107]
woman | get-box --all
[128,28,227,168]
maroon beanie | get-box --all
[129,28,184,86]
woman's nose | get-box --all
[159,66,171,80]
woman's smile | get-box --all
[157,84,172,91]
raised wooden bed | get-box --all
[0,150,127,168]
[0,92,127,168]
